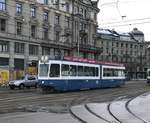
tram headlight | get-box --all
[42,81,45,84]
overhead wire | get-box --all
[99,21,150,28]
[98,0,150,28]
[99,17,150,26]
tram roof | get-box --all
[63,56,124,67]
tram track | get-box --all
[70,91,149,123]
[0,80,150,114]
[125,96,149,123]
[0,88,147,108]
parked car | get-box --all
[9,75,38,89]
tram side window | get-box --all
[39,64,49,77]
[84,66,99,77]
[118,69,125,77]
[95,67,98,76]
[50,64,60,77]
[103,68,113,77]
[113,69,118,76]
[103,68,125,77]
[84,66,90,76]
[89,67,95,76]
[70,65,77,76]
[78,66,84,76]
[61,64,69,76]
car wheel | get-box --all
[19,84,25,89]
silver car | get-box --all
[9,75,38,89]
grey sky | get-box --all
[98,0,150,41]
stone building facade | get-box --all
[0,0,99,80]
[96,28,147,79]
[146,42,150,69]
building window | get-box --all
[80,23,86,30]
[14,59,24,70]
[65,16,70,28]
[44,0,48,5]
[15,42,24,54]
[55,14,60,25]
[126,44,128,48]
[80,8,84,15]
[65,2,70,12]
[43,28,48,40]
[16,3,22,14]
[42,47,50,55]
[140,45,143,50]
[116,42,119,47]
[43,11,48,21]
[130,51,133,55]
[94,13,97,20]
[16,22,22,35]
[0,19,6,32]
[31,6,36,17]
[55,0,59,9]
[55,31,60,42]
[0,0,6,11]
[0,41,9,52]
[31,25,36,38]
[84,9,87,18]
[29,44,38,55]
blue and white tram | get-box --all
[38,56,126,92]
[147,68,150,85]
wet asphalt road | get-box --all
[0,80,150,114]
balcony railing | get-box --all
[72,42,102,53]
[64,27,71,35]
[79,29,88,37]
[54,24,62,32]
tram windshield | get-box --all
[147,70,150,77]
[39,64,49,77]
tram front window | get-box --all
[148,71,150,77]
[50,64,60,77]
[39,64,49,77]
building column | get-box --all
[38,45,42,60]
[24,43,29,74]
[9,42,14,80]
